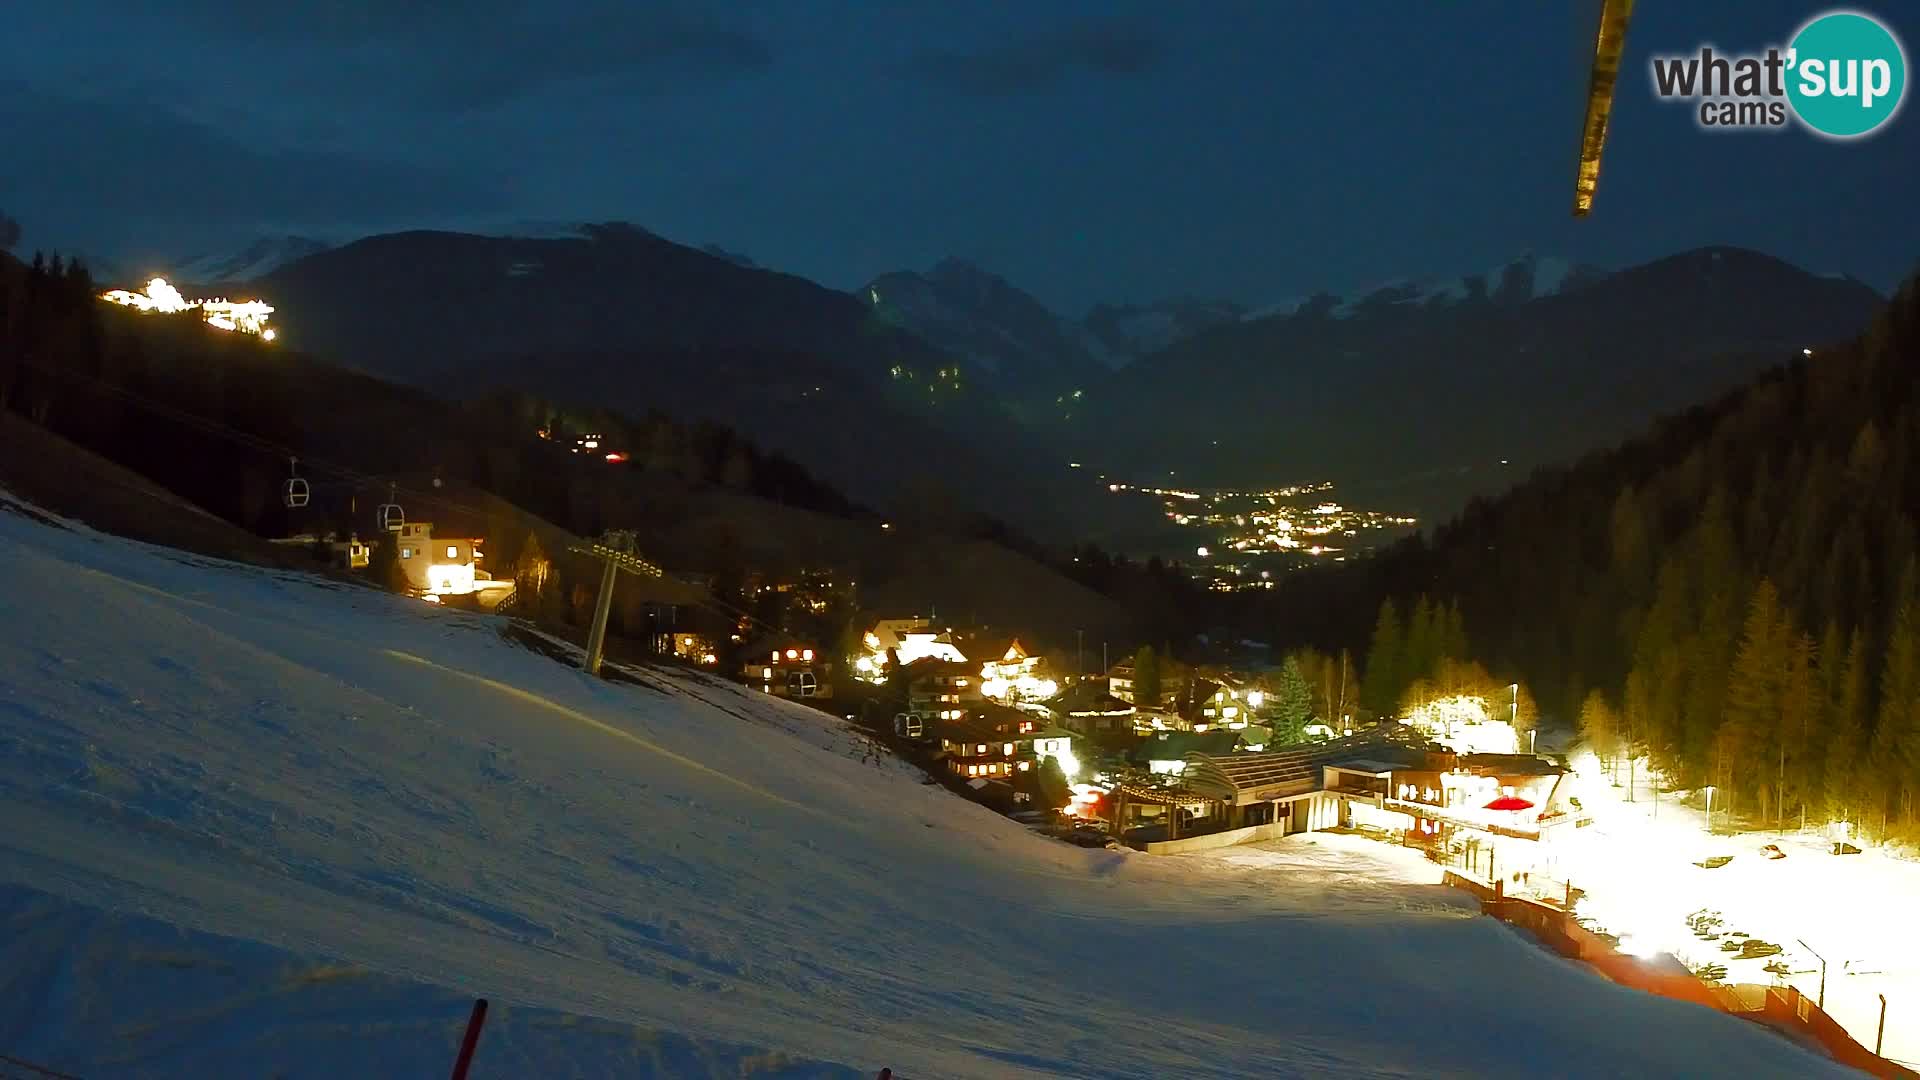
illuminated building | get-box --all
[393,522,485,597]
[741,636,830,699]
[973,638,1058,702]
[852,617,967,682]
[903,658,980,722]
[671,633,721,667]
[937,703,1033,781]
[99,278,277,338]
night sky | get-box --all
[4,1,1915,311]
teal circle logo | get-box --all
[1787,11,1907,138]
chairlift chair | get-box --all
[283,458,310,509]
[377,483,404,532]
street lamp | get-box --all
[1704,785,1716,834]
[1797,938,1827,1009]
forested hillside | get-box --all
[1284,270,1920,840]
[0,250,1142,651]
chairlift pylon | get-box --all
[377,483,404,532]
[283,457,310,509]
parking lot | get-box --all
[1556,760,1917,1067]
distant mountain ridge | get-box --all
[238,223,1118,537]
[1076,246,1885,520]
[860,254,1609,394]
[1240,254,1609,324]
[862,258,1108,400]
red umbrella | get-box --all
[1484,795,1535,811]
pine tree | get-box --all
[1722,579,1788,811]
[1439,601,1469,667]
[1874,561,1920,832]
[367,535,410,594]
[1405,595,1436,685]
[1034,756,1072,811]
[1270,656,1314,740]
[1825,629,1869,826]
[1133,645,1161,706]
[1777,631,1820,827]
[1361,599,1403,720]
[1579,689,1621,778]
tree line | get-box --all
[1280,271,1920,841]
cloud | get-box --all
[0,84,512,240]
[910,19,1165,95]
[109,1,774,111]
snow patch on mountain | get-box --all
[1079,297,1246,369]
[1247,255,1610,324]
[170,235,332,286]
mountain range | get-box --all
[141,226,1888,539]
[1077,248,1884,520]
[861,258,1247,395]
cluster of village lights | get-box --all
[99,278,277,340]
[1100,478,1417,589]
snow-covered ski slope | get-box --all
[0,491,1851,1078]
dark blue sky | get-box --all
[4,1,1914,312]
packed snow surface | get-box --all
[0,491,1853,1078]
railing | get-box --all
[1444,875,1918,1079]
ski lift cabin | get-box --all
[377,495,404,532]
[283,458,309,509]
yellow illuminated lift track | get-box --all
[1573,0,1636,217]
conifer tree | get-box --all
[1825,629,1869,826]
[1132,645,1161,706]
[1579,689,1621,778]
[1361,599,1403,720]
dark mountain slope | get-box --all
[1082,248,1883,519]
[1277,269,1920,838]
[252,225,1100,533]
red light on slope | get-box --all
[605,452,627,463]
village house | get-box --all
[742,636,831,700]
[902,657,981,722]
[1130,730,1584,872]
[1130,729,1240,775]
[386,521,515,608]
[970,637,1059,702]
[1025,724,1080,779]
[669,633,720,667]
[853,616,968,682]
[1178,678,1251,731]
[936,703,1033,781]
[1044,680,1136,736]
